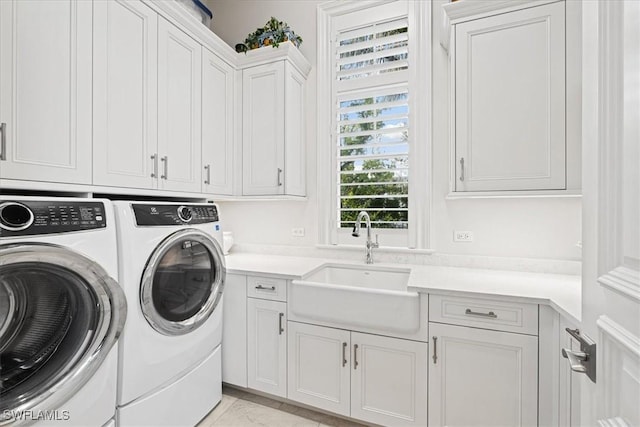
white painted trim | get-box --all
[316,2,334,245]
[597,315,640,359]
[446,190,583,199]
[407,0,432,249]
[598,266,640,302]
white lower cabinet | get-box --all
[287,321,428,426]
[247,298,287,398]
[428,322,539,427]
[221,274,247,387]
[287,322,351,416]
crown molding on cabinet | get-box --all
[440,0,562,52]
[237,42,312,77]
[142,0,239,67]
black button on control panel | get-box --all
[0,201,107,237]
[133,204,219,226]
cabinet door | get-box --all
[351,332,428,426]
[0,0,92,183]
[283,62,306,196]
[429,323,538,427]
[93,0,158,189]
[222,274,247,387]
[454,1,565,192]
[247,298,287,397]
[202,48,234,195]
[287,322,350,416]
[157,17,202,193]
[242,62,285,195]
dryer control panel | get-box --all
[0,201,106,236]
[133,204,219,226]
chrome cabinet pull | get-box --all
[204,164,211,185]
[278,313,284,335]
[432,336,438,364]
[562,348,587,373]
[0,122,6,161]
[255,285,276,291]
[160,156,168,179]
[465,308,497,318]
[277,168,283,186]
[150,154,158,178]
[353,344,359,370]
[459,157,465,182]
[342,342,347,367]
[563,328,597,383]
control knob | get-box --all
[0,202,34,231]
[177,206,193,223]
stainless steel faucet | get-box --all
[352,211,379,264]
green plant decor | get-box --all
[235,17,303,53]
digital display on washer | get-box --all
[132,204,219,226]
[0,201,107,237]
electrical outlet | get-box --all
[454,230,473,242]
[291,227,305,237]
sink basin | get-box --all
[290,263,420,333]
[302,264,410,291]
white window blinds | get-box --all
[333,8,410,230]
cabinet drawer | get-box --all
[247,276,287,302]
[429,295,538,336]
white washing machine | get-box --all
[0,197,127,426]
[112,201,225,427]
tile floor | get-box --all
[198,386,367,427]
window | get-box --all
[318,0,430,248]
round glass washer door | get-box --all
[140,229,225,336]
[0,243,127,422]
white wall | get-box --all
[206,0,583,261]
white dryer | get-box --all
[112,202,225,427]
[0,197,126,426]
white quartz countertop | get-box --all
[224,253,582,323]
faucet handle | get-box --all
[373,234,380,248]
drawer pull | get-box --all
[342,342,347,367]
[465,308,497,318]
[255,284,276,291]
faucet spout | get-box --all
[352,211,379,264]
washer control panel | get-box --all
[0,201,106,236]
[133,204,219,226]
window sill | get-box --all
[315,244,435,255]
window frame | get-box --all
[317,0,432,249]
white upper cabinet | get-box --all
[157,17,202,193]
[0,0,92,184]
[202,48,234,195]
[240,43,310,196]
[93,0,158,189]
[449,1,566,193]
[242,62,285,196]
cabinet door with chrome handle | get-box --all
[247,298,287,397]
